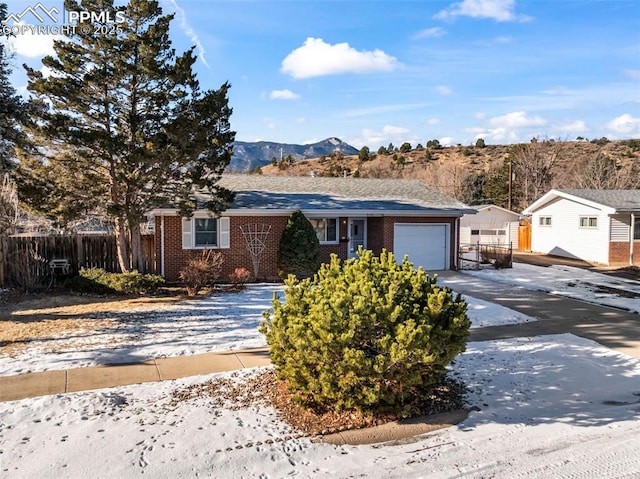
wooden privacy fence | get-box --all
[0,234,156,286]
[518,219,532,252]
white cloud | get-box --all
[281,37,399,79]
[556,120,588,134]
[436,85,453,96]
[488,111,546,128]
[607,114,640,135]
[427,118,441,125]
[4,22,60,58]
[295,117,306,124]
[475,112,486,120]
[440,136,455,146]
[412,27,446,40]
[361,125,412,147]
[623,69,640,80]
[270,89,300,100]
[166,0,209,68]
[434,0,530,22]
[343,103,430,118]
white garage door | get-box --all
[393,224,449,271]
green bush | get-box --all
[66,268,165,295]
[277,210,321,278]
[261,249,470,416]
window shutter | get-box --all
[182,217,193,249]
[219,217,230,248]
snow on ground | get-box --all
[1,334,639,478]
[463,263,640,313]
[0,283,534,376]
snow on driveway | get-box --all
[463,263,640,313]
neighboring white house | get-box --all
[460,204,520,249]
[522,189,640,266]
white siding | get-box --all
[460,207,520,248]
[460,226,471,245]
[509,222,519,250]
[530,197,610,264]
[610,215,631,241]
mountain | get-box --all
[228,137,358,172]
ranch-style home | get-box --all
[149,175,475,282]
[522,189,640,266]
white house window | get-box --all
[579,216,598,228]
[195,218,217,246]
[539,216,552,226]
[182,216,230,249]
[309,218,338,243]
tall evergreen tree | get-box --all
[0,2,28,174]
[19,0,235,271]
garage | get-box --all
[393,224,449,271]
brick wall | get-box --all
[156,214,461,283]
[609,241,640,266]
[157,214,351,282]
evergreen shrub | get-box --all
[277,210,321,278]
[66,268,165,295]
[260,249,470,415]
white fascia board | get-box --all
[522,190,616,215]
[475,204,521,217]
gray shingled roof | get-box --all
[212,174,471,212]
[557,189,640,212]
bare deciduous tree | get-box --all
[511,140,565,209]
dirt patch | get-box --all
[0,292,185,359]
[170,369,467,438]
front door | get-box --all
[348,218,366,257]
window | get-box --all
[579,216,598,228]
[471,229,480,235]
[195,218,217,246]
[634,217,640,240]
[539,216,552,226]
[309,218,338,243]
[182,217,230,249]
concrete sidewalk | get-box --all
[0,347,270,402]
[2,271,639,404]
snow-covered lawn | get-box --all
[2,264,640,477]
[463,263,640,313]
[0,283,533,376]
[2,334,639,478]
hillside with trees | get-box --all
[258,138,640,212]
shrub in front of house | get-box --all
[277,210,320,278]
[66,268,165,295]
[179,250,224,296]
[229,267,252,290]
[260,249,471,416]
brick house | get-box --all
[522,189,640,266]
[150,175,475,282]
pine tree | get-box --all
[261,249,470,415]
[0,2,29,174]
[18,0,235,271]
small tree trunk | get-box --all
[114,216,131,273]
[129,220,144,272]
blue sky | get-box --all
[4,0,640,148]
